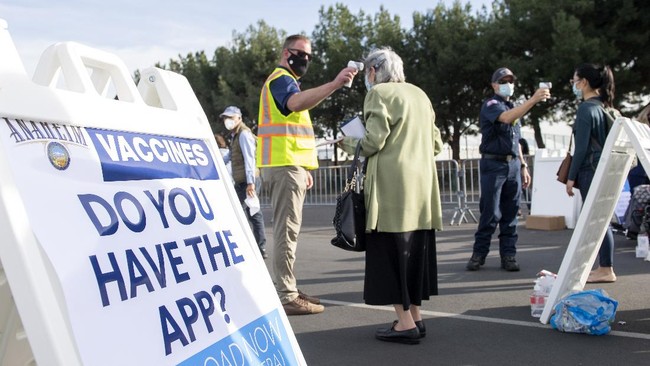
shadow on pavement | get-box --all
[264,206,650,365]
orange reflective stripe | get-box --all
[260,70,285,127]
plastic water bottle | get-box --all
[636,233,649,258]
[530,292,546,318]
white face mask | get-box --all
[224,118,237,130]
[364,74,373,91]
[497,83,515,98]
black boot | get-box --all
[501,256,520,271]
[466,253,486,271]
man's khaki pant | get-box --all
[262,166,308,304]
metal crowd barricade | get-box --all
[455,156,534,224]
[437,159,462,206]
[259,156,533,226]
[259,160,461,206]
[451,159,478,225]
[258,165,349,207]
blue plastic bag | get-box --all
[550,289,618,335]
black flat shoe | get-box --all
[375,325,420,345]
[392,320,426,338]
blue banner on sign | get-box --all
[177,309,298,366]
[87,128,218,182]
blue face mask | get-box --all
[497,83,514,98]
[364,74,373,91]
[572,83,583,99]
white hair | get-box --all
[364,47,405,84]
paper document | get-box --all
[316,137,344,147]
[340,116,365,138]
[245,195,261,215]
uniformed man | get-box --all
[466,67,550,272]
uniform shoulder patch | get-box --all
[486,99,498,107]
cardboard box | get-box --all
[526,215,566,231]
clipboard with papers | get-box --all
[340,116,365,138]
[315,116,365,146]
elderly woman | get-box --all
[339,47,443,345]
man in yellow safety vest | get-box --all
[257,34,358,315]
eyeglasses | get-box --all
[288,48,313,61]
[569,78,581,85]
[497,80,513,85]
[371,59,386,70]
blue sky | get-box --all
[1,0,492,76]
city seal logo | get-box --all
[47,141,70,170]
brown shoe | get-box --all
[298,289,321,304]
[283,297,324,315]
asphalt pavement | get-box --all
[259,205,650,366]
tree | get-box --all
[578,0,650,112]
[163,51,220,125]
[309,4,367,138]
[307,4,408,163]
[364,6,408,56]
[486,0,650,147]
[407,2,490,161]
[158,0,650,159]
[158,21,284,134]
[212,21,285,134]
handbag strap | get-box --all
[590,136,602,152]
[583,99,619,151]
[347,141,365,193]
[592,105,620,151]
[350,140,363,173]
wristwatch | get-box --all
[521,163,528,169]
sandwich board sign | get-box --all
[0,19,305,365]
[539,116,648,324]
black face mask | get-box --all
[288,53,310,77]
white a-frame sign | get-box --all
[540,116,649,324]
[0,20,305,365]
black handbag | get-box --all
[331,141,366,252]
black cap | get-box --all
[491,67,516,83]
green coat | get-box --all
[342,82,443,233]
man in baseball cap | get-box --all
[466,67,550,273]
[219,106,268,259]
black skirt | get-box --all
[363,229,438,310]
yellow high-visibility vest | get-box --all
[257,68,318,169]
